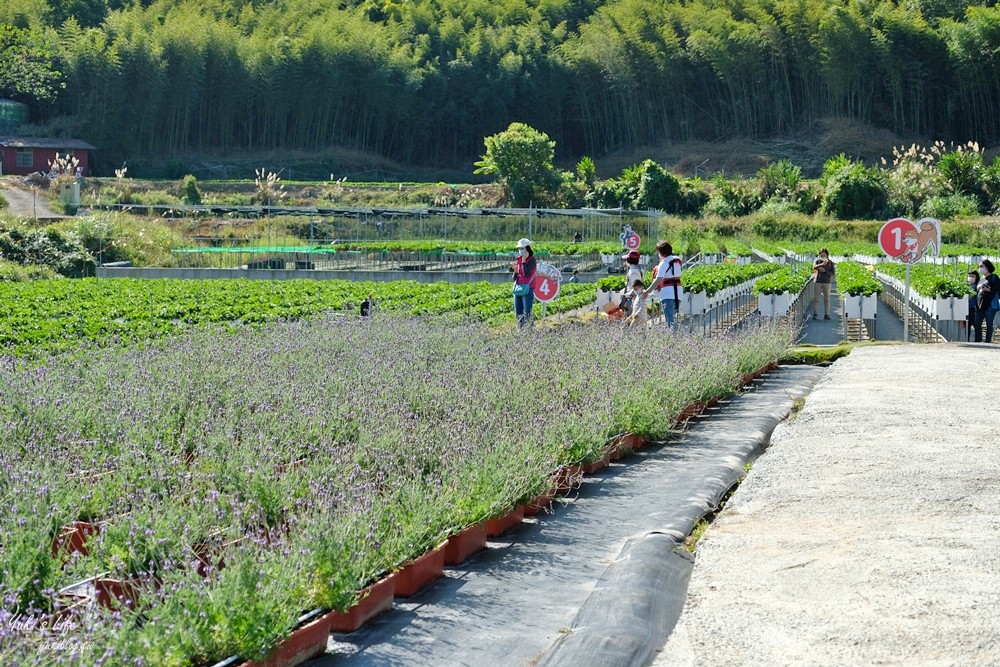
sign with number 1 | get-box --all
[879,217,941,264]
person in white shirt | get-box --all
[625,279,649,326]
[621,250,644,315]
[644,240,682,326]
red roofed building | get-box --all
[0,137,96,176]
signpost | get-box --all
[532,262,562,320]
[877,217,941,341]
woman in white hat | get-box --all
[511,238,537,327]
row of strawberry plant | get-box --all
[595,262,779,295]
[752,266,813,296]
[683,262,781,297]
[0,278,593,356]
[836,261,884,297]
[327,240,629,256]
[874,262,974,298]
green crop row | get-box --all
[328,240,635,256]
[753,266,813,296]
[595,261,779,296]
[0,278,595,356]
[776,241,882,258]
[836,261,884,296]
[874,263,974,298]
[683,262,781,297]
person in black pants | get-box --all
[966,270,979,341]
[973,260,1000,343]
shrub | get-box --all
[165,159,187,179]
[757,159,801,202]
[704,175,760,217]
[937,143,985,198]
[0,192,7,209]
[0,227,95,276]
[182,174,202,205]
[919,194,981,220]
[636,160,681,211]
[0,259,61,281]
[820,153,852,186]
[576,157,596,188]
[820,162,888,219]
[749,210,819,240]
[678,178,710,215]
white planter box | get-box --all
[758,291,793,317]
[596,289,618,307]
[843,294,879,319]
[680,291,707,314]
[935,297,969,321]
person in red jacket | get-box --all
[511,237,537,328]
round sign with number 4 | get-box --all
[532,261,562,302]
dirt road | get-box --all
[1,181,63,219]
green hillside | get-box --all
[2,0,998,169]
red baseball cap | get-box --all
[621,250,641,261]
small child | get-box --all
[624,279,649,325]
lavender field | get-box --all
[0,315,793,666]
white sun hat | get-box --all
[516,238,532,249]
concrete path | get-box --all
[0,181,63,219]
[312,367,823,667]
[657,344,1000,666]
[800,285,843,345]
[800,282,910,345]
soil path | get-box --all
[0,181,63,219]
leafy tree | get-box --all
[474,123,557,207]
[0,25,63,102]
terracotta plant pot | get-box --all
[632,435,648,449]
[523,489,556,516]
[608,434,636,459]
[582,452,612,475]
[552,465,583,496]
[486,506,525,538]
[394,543,447,597]
[444,522,488,565]
[95,577,139,610]
[674,403,706,424]
[52,521,100,557]
[239,611,332,667]
[326,573,396,633]
[706,396,720,408]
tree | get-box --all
[0,25,63,103]
[474,123,557,207]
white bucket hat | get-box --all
[516,238,532,249]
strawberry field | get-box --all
[0,278,595,356]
